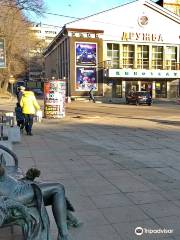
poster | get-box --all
[44,80,66,118]
[0,39,6,68]
[76,67,97,91]
[76,43,97,66]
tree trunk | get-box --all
[2,80,9,92]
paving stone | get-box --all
[139,201,180,218]
[126,191,167,204]
[100,205,150,224]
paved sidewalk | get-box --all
[1,101,180,240]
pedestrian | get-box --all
[20,87,40,136]
[89,86,96,103]
[15,102,24,133]
[16,86,25,103]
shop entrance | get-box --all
[155,81,167,98]
[112,79,122,98]
[141,82,152,96]
[126,81,139,95]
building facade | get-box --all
[29,24,59,82]
[44,0,180,100]
[156,0,180,16]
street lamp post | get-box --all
[9,75,16,95]
[63,76,71,103]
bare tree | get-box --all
[0,0,45,15]
[0,0,45,93]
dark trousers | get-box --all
[24,114,34,134]
[89,93,95,103]
[17,120,24,130]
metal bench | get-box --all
[0,144,25,237]
[0,143,23,178]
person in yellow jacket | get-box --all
[20,87,40,136]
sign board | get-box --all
[44,80,66,118]
[106,69,180,79]
[0,38,6,68]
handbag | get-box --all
[35,110,43,123]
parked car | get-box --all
[126,91,152,105]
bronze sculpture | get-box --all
[0,153,81,240]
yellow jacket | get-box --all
[20,91,40,114]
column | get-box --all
[166,81,170,99]
[122,80,126,98]
[152,81,156,99]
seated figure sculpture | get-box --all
[0,162,81,240]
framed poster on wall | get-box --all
[76,67,97,91]
[76,43,97,66]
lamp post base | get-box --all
[66,97,71,103]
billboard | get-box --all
[44,80,66,118]
[0,39,6,68]
[76,67,97,91]
[76,43,97,66]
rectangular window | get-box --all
[107,43,119,68]
[165,46,177,70]
[137,45,149,69]
[152,46,163,69]
[122,45,134,69]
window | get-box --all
[45,31,57,34]
[165,46,177,70]
[137,45,149,69]
[152,46,163,69]
[114,81,122,97]
[32,30,41,33]
[107,43,119,68]
[122,45,134,69]
[45,36,54,40]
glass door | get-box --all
[155,81,167,98]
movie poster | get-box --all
[76,43,97,66]
[76,67,97,91]
[0,39,6,68]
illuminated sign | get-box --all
[75,42,98,91]
[106,69,180,78]
[121,32,163,42]
[76,67,97,91]
[76,43,97,66]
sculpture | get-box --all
[0,159,81,240]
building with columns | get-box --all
[43,0,180,101]
[156,0,180,16]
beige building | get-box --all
[29,23,59,81]
[44,0,180,100]
[156,0,180,16]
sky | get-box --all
[30,0,156,29]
